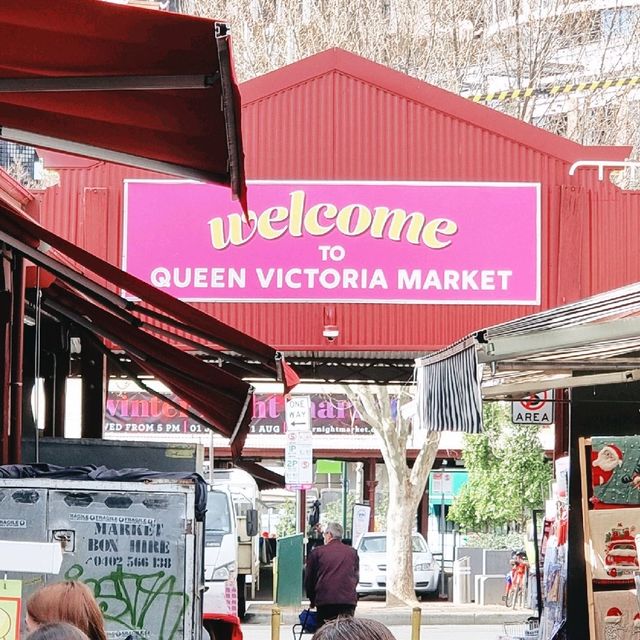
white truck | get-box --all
[205,469,259,618]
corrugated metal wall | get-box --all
[38,52,640,353]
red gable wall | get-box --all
[37,49,640,353]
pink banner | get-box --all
[123,180,540,304]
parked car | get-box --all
[355,532,440,596]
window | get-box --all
[432,504,456,533]
[205,490,232,541]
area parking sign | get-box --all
[512,391,554,425]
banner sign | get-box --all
[104,389,376,437]
[123,180,540,304]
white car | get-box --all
[356,532,440,596]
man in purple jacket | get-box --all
[304,522,359,627]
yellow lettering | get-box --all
[289,191,306,237]
[306,204,337,235]
[336,204,372,236]
[422,218,458,249]
[257,206,289,240]
[208,211,257,249]
[371,208,425,245]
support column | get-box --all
[554,389,569,463]
[80,331,106,438]
[0,289,10,464]
[9,255,25,464]
[43,350,69,438]
[365,458,378,531]
[297,489,307,535]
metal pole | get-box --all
[208,429,214,485]
[411,606,422,640]
[271,607,281,640]
[533,509,543,619]
[341,461,348,536]
[439,490,446,599]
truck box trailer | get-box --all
[0,467,209,640]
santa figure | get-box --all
[592,444,624,486]
[605,607,623,624]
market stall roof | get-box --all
[0,0,245,203]
[0,186,298,474]
[415,281,640,430]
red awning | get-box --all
[0,0,246,204]
[0,203,299,389]
[45,283,253,456]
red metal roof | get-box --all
[37,48,640,353]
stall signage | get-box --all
[104,389,376,437]
[512,391,554,425]
[123,180,540,304]
[432,472,453,496]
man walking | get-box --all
[304,522,359,628]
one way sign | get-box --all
[285,395,312,432]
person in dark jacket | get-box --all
[304,522,359,628]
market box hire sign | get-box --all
[123,180,541,304]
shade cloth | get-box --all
[416,343,483,433]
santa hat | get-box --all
[605,607,623,623]
[634,613,640,628]
[601,444,624,464]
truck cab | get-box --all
[203,487,239,617]
[207,469,260,618]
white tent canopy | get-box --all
[415,280,640,430]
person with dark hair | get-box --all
[311,616,396,640]
[26,622,90,640]
[26,581,107,640]
[304,522,359,628]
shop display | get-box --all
[579,438,640,640]
[591,437,640,506]
[593,590,640,640]
[538,456,569,640]
[588,510,639,583]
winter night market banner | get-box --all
[123,180,541,304]
[104,389,377,437]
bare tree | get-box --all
[194,0,640,162]
[341,384,440,606]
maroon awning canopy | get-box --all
[0,0,246,204]
[0,197,298,468]
[0,204,299,390]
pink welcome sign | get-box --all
[123,180,540,304]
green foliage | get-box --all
[276,499,297,538]
[464,531,525,550]
[448,402,552,532]
[320,491,357,536]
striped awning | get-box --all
[415,342,483,434]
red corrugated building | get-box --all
[36,49,639,373]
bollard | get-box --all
[411,606,422,640]
[271,607,281,640]
[453,556,471,604]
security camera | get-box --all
[323,325,339,341]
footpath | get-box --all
[245,600,535,626]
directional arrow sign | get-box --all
[285,395,312,432]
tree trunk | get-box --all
[385,474,421,605]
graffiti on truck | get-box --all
[66,564,189,640]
